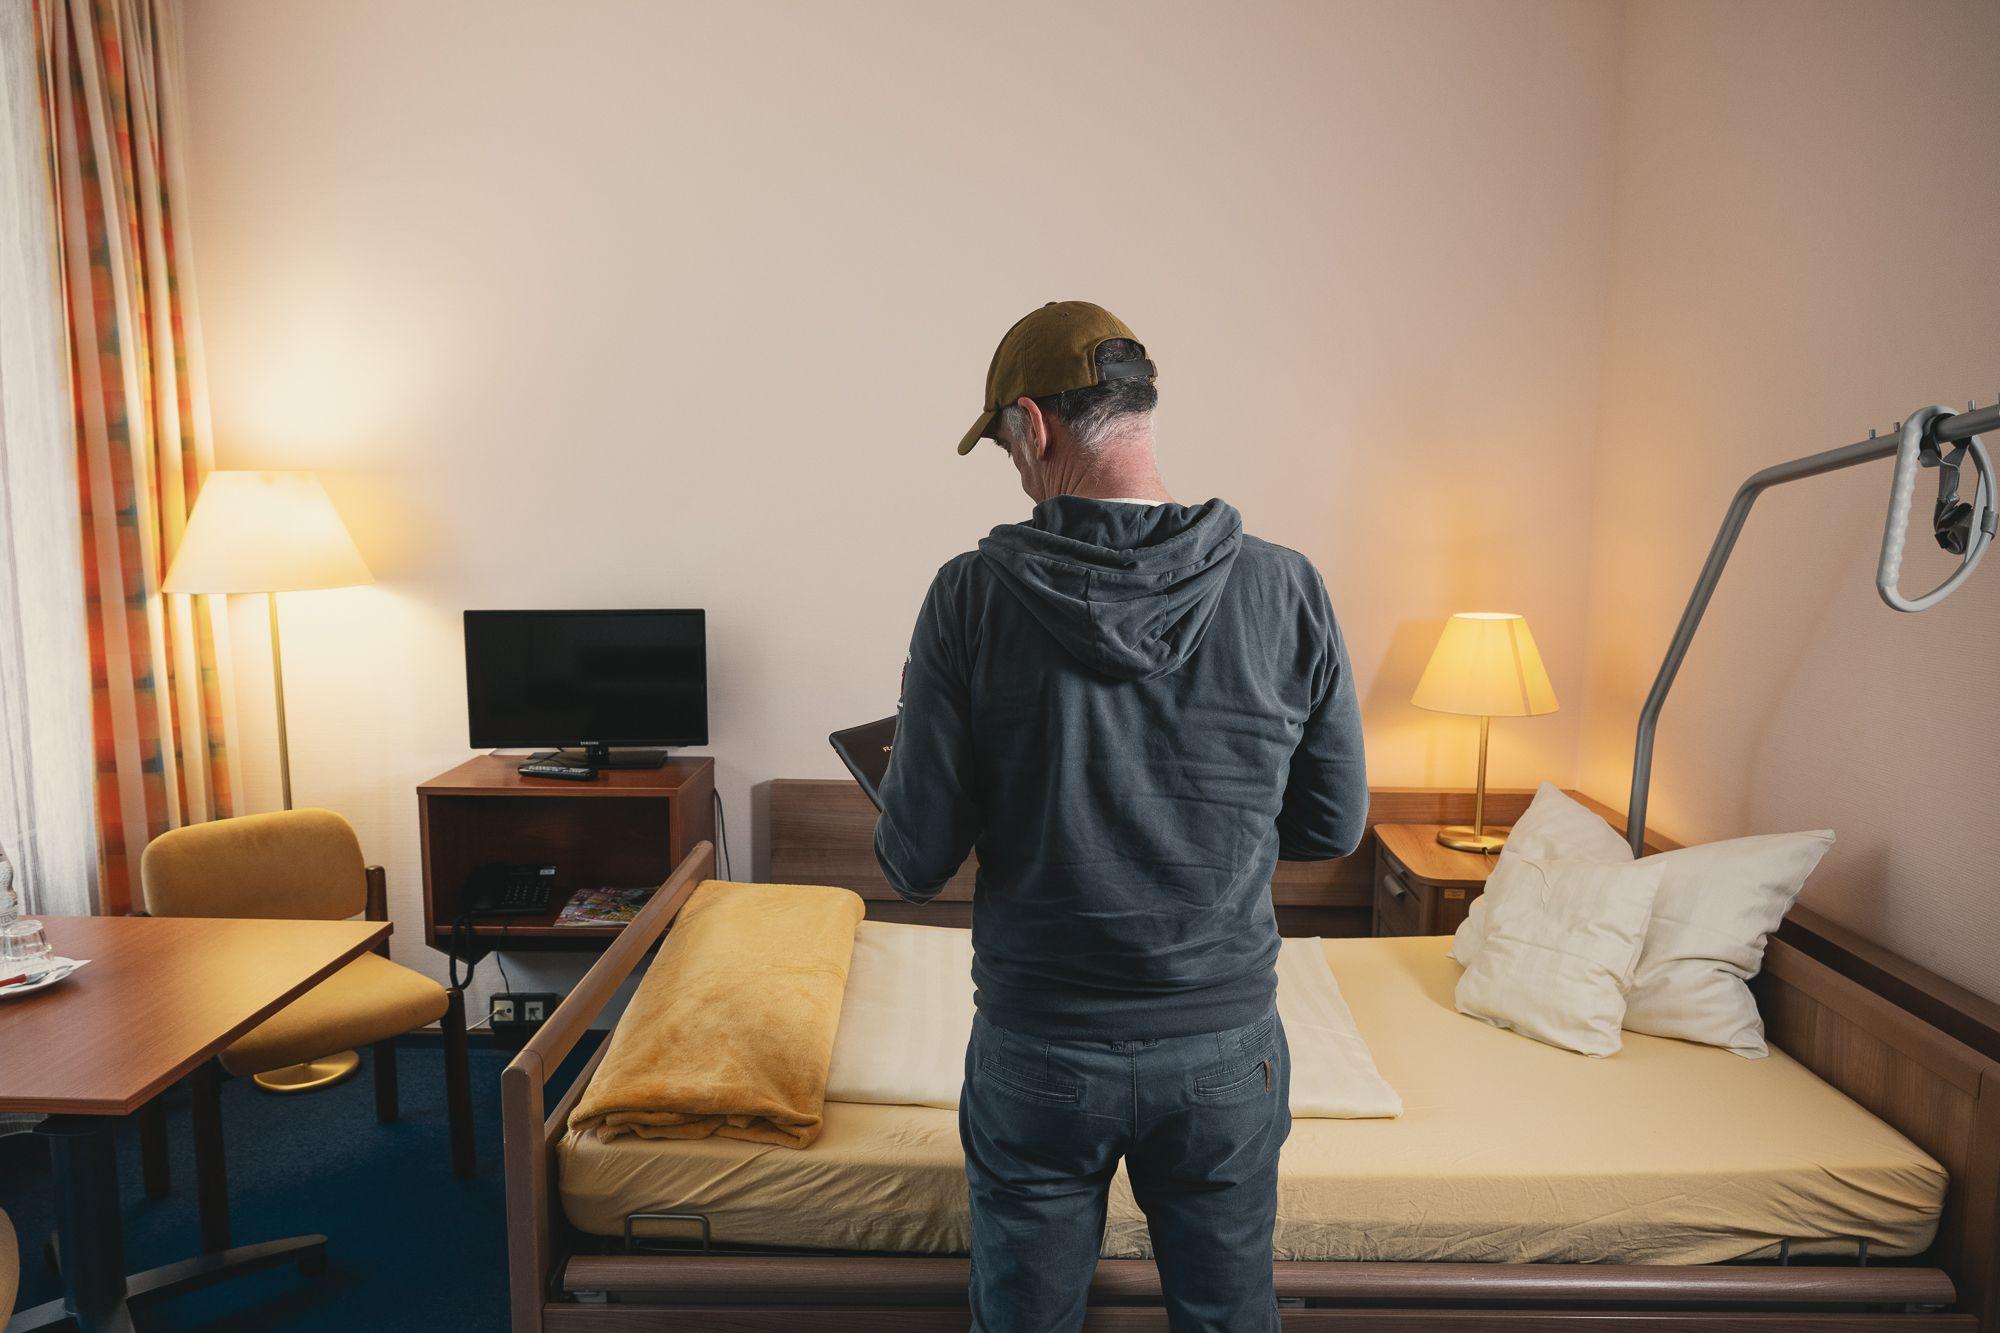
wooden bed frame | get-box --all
[504,784,2000,1331]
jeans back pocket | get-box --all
[973,1020,1084,1107]
[1192,1056,1270,1099]
[1192,1012,1278,1101]
[978,1051,1082,1106]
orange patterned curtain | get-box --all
[39,0,237,913]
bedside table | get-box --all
[1372,823,1507,937]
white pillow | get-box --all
[1449,783,1634,965]
[1446,784,1835,1056]
[1621,831,1834,1057]
[1454,854,1665,1056]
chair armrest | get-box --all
[365,865,390,958]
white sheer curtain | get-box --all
[0,0,98,919]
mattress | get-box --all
[558,935,1946,1264]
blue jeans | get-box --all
[959,1005,1291,1333]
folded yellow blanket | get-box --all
[568,879,865,1149]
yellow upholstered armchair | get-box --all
[137,810,474,1224]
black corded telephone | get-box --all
[465,862,559,917]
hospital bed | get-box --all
[500,782,2000,1332]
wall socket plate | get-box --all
[490,991,562,1031]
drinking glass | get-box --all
[1,918,51,973]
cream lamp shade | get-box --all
[1412,612,1558,853]
[161,469,370,823]
[1412,612,1558,718]
[163,471,372,594]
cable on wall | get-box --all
[712,786,733,880]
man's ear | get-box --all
[1014,396,1051,460]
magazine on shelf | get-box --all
[554,885,656,926]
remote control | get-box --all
[517,761,598,781]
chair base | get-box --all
[250,1050,360,1093]
[8,1233,327,1332]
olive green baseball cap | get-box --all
[955,301,1157,455]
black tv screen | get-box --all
[464,610,708,748]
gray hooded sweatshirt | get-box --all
[874,496,1367,1040]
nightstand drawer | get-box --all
[1373,823,1501,938]
[1435,883,1477,935]
[1373,862,1423,937]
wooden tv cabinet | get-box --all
[418,754,715,958]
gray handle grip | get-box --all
[1878,405,1993,612]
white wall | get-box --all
[178,0,1626,1013]
[1578,1,2000,993]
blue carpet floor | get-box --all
[2,1034,600,1331]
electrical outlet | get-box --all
[491,991,562,1032]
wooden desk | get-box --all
[1,914,385,1332]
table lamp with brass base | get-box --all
[165,471,374,1092]
[1412,612,1559,854]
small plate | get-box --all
[0,956,88,998]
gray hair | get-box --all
[995,338,1157,452]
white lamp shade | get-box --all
[163,471,372,594]
[1411,612,1559,718]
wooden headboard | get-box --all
[766,780,1671,936]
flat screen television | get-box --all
[464,609,707,767]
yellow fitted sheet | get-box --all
[558,935,1946,1264]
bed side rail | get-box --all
[501,838,715,1333]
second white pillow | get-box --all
[1621,830,1834,1056]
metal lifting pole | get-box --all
[1625,399,2000,856]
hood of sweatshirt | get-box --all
[975,496,1243,681]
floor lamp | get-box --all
[164,471,374,1091]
